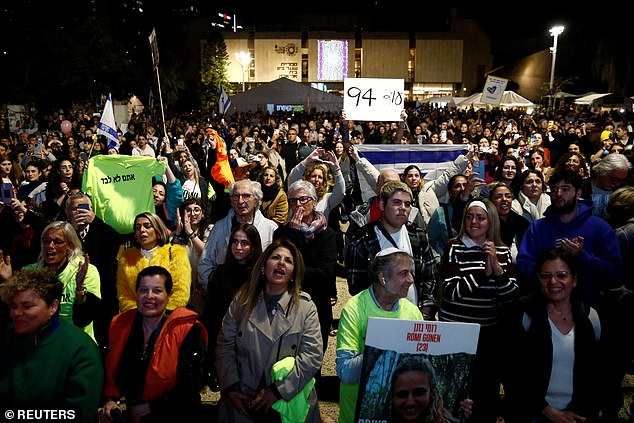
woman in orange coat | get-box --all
[100,266,208,423]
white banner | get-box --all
[343,77,404,121]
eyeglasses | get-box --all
[43,237,67,246]
[231,193,253,201]
[289,196,312,205]
[394,387,428,399]
[185,207,202,215]
[230,238,250,247]
[537,271,571,282]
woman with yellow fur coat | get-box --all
[116,212,191,312]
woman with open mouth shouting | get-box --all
[117,212,191,314]
[215,238,323,423]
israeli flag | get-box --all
[219,84,231,114]
[97,94,119,150]
[356,144,468,201]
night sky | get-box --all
[227,2,590,68]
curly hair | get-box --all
[0,268,63,306]
[554,152,589,178]
[302,162,334,200]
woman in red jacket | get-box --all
[100,266,208,423]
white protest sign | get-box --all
[343,78,404,121]
[364,317,480,355]
[355,318,480,422]
[481,75,509,105]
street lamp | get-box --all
[548,25,564,110]
[235,51,251,92]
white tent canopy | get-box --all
[574,92,612,105]
[456,90,535,109]
[419,95,458,107]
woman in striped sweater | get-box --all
[438,198,519,423]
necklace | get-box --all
[548,306,571,321]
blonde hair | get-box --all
[303,162,334,200]
[37,221,83,265]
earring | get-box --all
[260,266,264,274]
[381,278,386,285]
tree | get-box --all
[200,30,230,110]
[591,28,634,95]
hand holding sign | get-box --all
[343,78,404,122]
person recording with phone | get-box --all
[1,153,20,206]
[65,191,122,349]
[286,147,346,224]
[0,198,47,272]
[44,157,82,221]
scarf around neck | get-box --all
[293,210,327,241]
[261,183,279,202]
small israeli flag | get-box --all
[97,94,119,150]
[219,84,231,115]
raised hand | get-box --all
[0,250,12,281]
[76,254,90,288]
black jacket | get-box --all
[501,292,602,422]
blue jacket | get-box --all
[516,201,622,308]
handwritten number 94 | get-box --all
[347,87,377,107]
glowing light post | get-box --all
[548,25,564,111]
[235,51,251,92]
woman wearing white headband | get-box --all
[438,198,519,423]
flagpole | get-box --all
[155,66,168,150]
[148,28,168,151]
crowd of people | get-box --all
[1,102,634,422]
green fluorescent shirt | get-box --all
[82,155,165,234]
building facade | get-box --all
[218,19,493,101]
